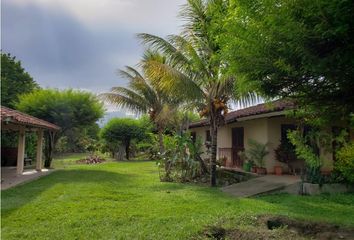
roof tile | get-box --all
[1,106,60,130]
[189,100,294,128]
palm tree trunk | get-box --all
[210,125,218,187]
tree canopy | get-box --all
[100,118,146,160]
[16,89,104,133]
[220,0,354,120]
[1,53,39,108]
[16,89,104,167]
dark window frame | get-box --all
[206,130,211,142]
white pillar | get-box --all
[17,127,26,175]
[36,129,44,171]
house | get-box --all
[189,100,352,174]
[1,106,60,175]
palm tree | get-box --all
[101,51,180,155]
[138,0,259,186]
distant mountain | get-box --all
[98,111,137,127]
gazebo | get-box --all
[1,106,60,175]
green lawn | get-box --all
[2,155,354,239]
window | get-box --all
[281,124,296,143]
[206,130,211,142]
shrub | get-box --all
[245,139,269,168]
[335,142,354,183]
[157,133,206,182]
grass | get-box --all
[51,153,98,168]
[2,155,354,239]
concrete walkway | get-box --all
[1,167,54,190]
[222,175,301,197]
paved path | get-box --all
[222,175,301,197]
[1,167,54,190]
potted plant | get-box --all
[243,160,252,172]
[246,139,269,175]
[238,151,252,172]
[274,166,283,175]
[219,156,228,167]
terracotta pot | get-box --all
[256,167,267,175]
[274,166,283,176]
[251,166,257,173]
[221,158,227,167]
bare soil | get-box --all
[198,215,354,240]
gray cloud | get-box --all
[1,0,184,94]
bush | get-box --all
[335,142,354,183]
[158,133,206,182]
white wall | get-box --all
[191,115,338,173]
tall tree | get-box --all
[220,0,354,122]
[16,89,104,167]
[138,0,258,186]
[101,50,181,154]
[1,53,39,108]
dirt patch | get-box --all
[263,216,354,240]
[76,155,105,164]
[197,215,354,240]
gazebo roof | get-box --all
[1,106,60,131]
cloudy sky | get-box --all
[2,0,185,112]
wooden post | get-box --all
[17,127,26,175]
[36,129,44,171]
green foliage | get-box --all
[17,89,104,131]
[16,89,104,167]
[220,0,354,116]
[158,133,205,182]
[287,130,322,169]
[99,118,146,160]
[55,123,100,154]
[335,142,354,183]
[1,53,39,108]
[1,131,37,163]
[275,140,298,165]
[287,129,334,169]
[245,139,269,168]
[1,132,18,148]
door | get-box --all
[232,127,244,167]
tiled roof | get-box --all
[189,100,294,128]
[1,106,60,130]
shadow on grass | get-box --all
[1,169,135,216]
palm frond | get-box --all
[137,33,190,69]
[144,59,205,102]
[167,35,209,78]
[119,66,160,108]
[100,92,147,113]
[179,0,207,39]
